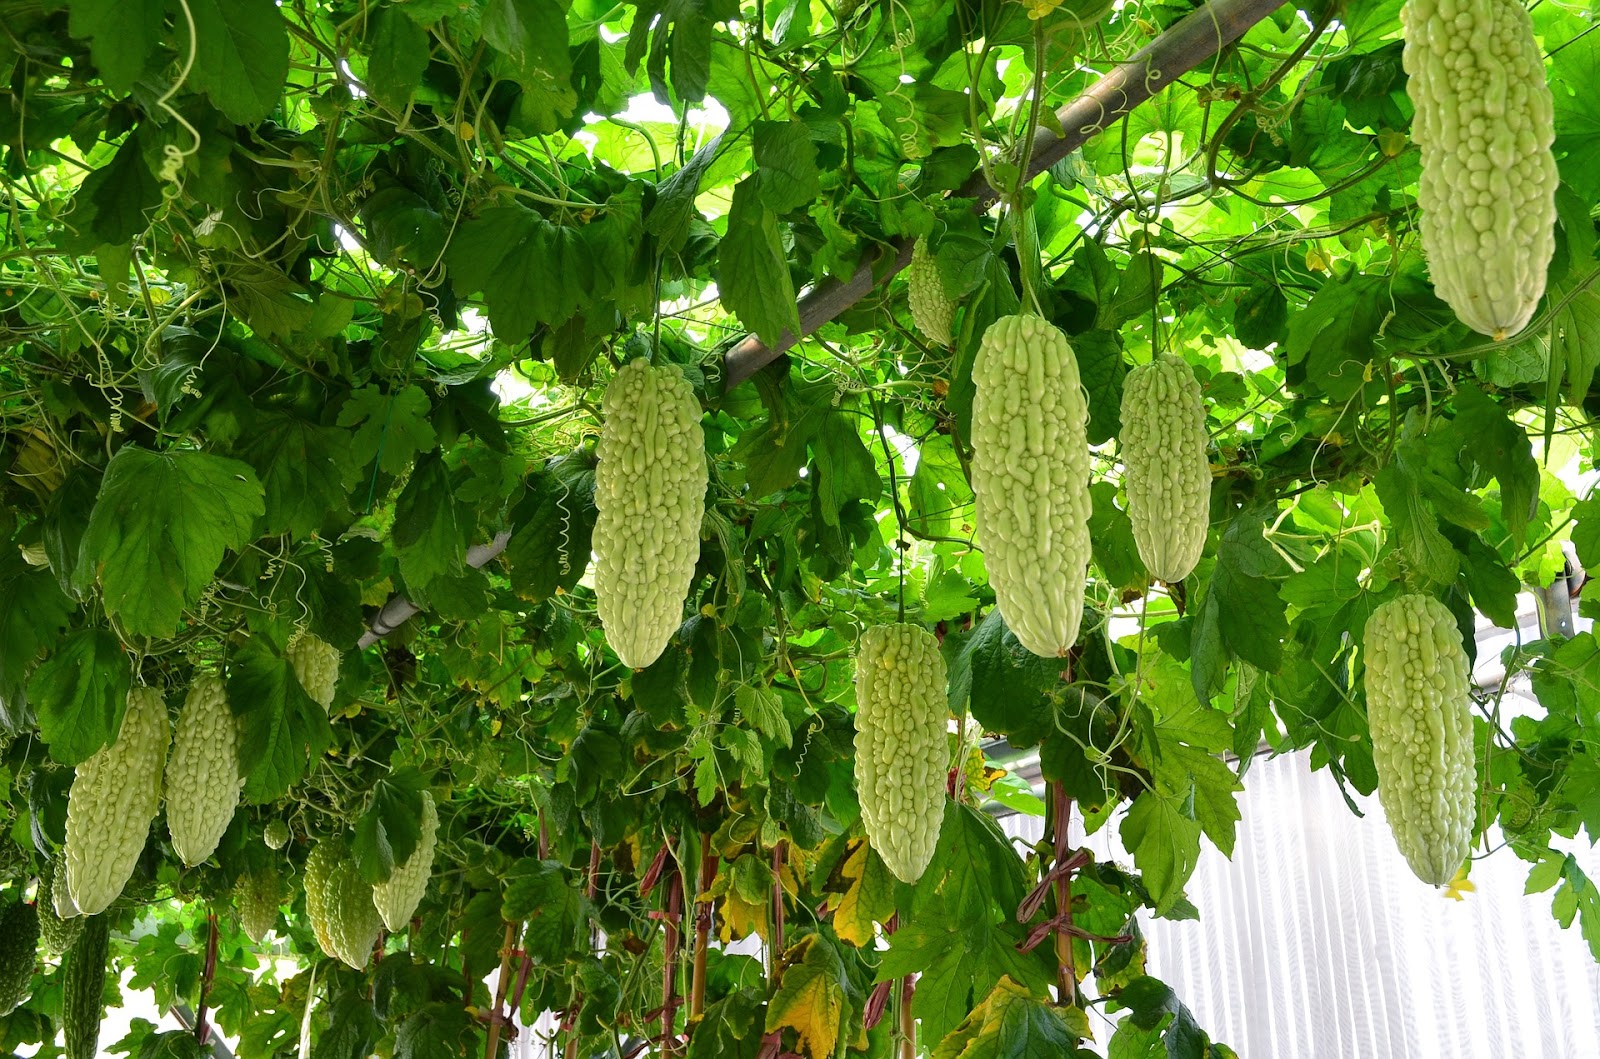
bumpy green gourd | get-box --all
[969,315,1093,657]
[0,901,38,1015]
[593,358,709,669]
[372,791,438,932]
[1119,353,1210,583]
[1402,0,1557,339]
[853,624,950,884]
[235,869,282,944]
[37,857,82,955]
[264,819,291,850]
[64,687,170,917]
[1363,593,1476,885]
[907,240,953,347]
[165,675,243,867]
[287,630,341,710]
[60,913,108,1059]
[304,836,382,969]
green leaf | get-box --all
[1374,462,1458,586]
[392,455,470,591]
[645,134,724,251]
[29,629,132,765]
[230,636,333,803]
[752,120,821,214]
[1451,384,1538,544]
[503,859,591,961]
[236,413,360,539]
[954,610,1063,746]
[1552,20,1600,202]
[68,134,161,249]
[483,0,577,130]
[1120,786,1202,911]
[0,549,74,729]
[1284,273,1387,399]
[1074,329,1126,446]
[353,772,427,884]
[67,0,164,92]
[337,384,439,476]
[1189,511,1287,700]
[80,446,265,639]
[365,7,432,110]
[505,453,597,601]
[929,977,1086,1059]
[189,0,291,124]
[718,179,801,346]
[1087,481,1147,590]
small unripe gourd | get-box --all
[593,359,709,669]
[64,687,170,917]
[907,240,954,347]
[165,675,243,867]
[1363,593,1476,885]
[1119,353,1210,583]
[853,624,950,883]
[287,630,341,710]
[969,315,1093,657]
[1402,0,1557,339]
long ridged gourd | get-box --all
[164,675,243,867]
[1401,0,1557,339]
[64,688,169,916]
[1363,593,1476,885]
[37,857,82,955]
[1119,353,1210,583]
[593,358,708,668]
[0,901,38,1015]
[907,239,953,347]
[969,315,1093,657]
[304,836,382,969]
[853,624,950,883]
[60,913,109,1059]
[372,791,439,932]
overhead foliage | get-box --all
[1,0,1599,1055]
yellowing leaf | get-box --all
[765,936,851,1059]
[929,977,1087,1059]
[833,839,895,947]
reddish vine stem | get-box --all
[1050,783,1078,1010]
[898,975,916,1059]
[486,921,517,1059]
[194,912,218,1045]
[689,834,717,1023]
[771,841,787,969]
[564,838,605,1059]
[661,861,685,1057]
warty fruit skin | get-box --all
[1363,593,1476,885]
[287,631,341,710]
[906,239,954,347]
[1402,0,1557,339]
[592,358,709,669]
[969,314,1093,657]
[64,687,170,917]
[61,912,110,1059]
[0,900,39,1015]
[1119,352,1211,583]
[304,836,383,969]
[371,791,439,932]
[853,623,951,884]
[164,674,244,867]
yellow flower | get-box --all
[1442,864,1476,901]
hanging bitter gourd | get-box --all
[64,687,170,916]
[907,239,954,347]
[371,791,438,932]
[1401,0,1557,339]
[1363,593,1476,885]
[37,857,82,955]
[1119,352,1210,583]
[264,819,291,850]
[164,675,243,867]
[969,315,1093,657]
[304,836,383,969]
[235,868,282,944]
[592,358,709,669]
[287,630,341,710]
[60,912,109,1059]
[853,624,950,884]
[0,900,38,1015]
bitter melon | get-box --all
[592,358,709,669]
[853,624,950,883]
[38,857,82,955]
[1402,0,1557,338]
[0,900,38,1015]
[371,791,438,932]
[304,836,383,969]
[287,630,341,710]
[64,687,170,916]
[60,912,109,1059]
[969,315,1093,657]
[264,819,291,850]
[1119,352,1210,583]
[165,675,243,867]
[907,239,953,347]
[235,868,281,944]
[1363,593,1476,885]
